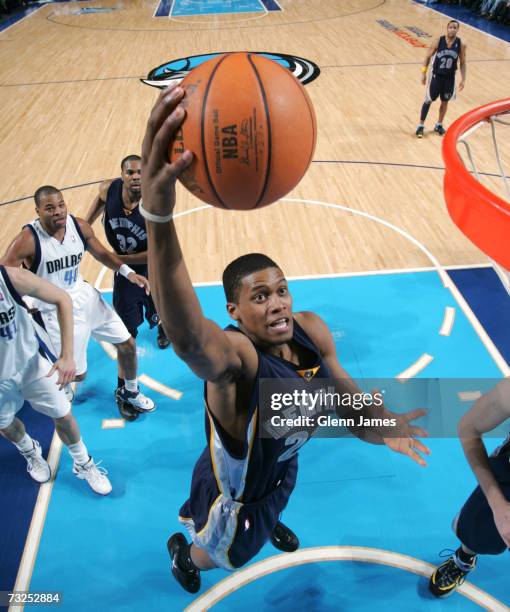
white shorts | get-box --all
[0,352,70,429]
[41,282,131,376]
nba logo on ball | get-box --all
[143,52,320,210]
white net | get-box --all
[456,108,510,293]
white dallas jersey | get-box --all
[0,266,39,380]
[26,215,87,312]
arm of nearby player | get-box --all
[0,228,36,268]
[297,311,430,466]
[458,42,467,90]
[141,85,252,383]
[5,266,76,387]
[458,379,510,546]
[75,217,150,294]
[84,181,110,225]
[421,37,439,84]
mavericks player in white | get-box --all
[2,186,155,417]
[0,265,111,494]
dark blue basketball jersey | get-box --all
[432,35,461,76]
[204,318,332,502]
[103,178,147,275]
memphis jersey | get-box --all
[432,36,461,76]
[25,215,87,312]
[0,266,39,380]
[103,179,147,275]
[204,319,332,503]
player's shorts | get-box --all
[112,273,159,337]
[425,72,456,103]
[41,282,130,376]
[179,450,298,570]
[0,351,70,429]
[455,445,510,555]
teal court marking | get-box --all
[24,271,509,610]
[155,0,279,18]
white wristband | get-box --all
[119,264,135,279]
[139,199,173,223]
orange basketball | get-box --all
[170,52,317,210]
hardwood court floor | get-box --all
[0,0,509,285]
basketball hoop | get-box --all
[443,98,510,275]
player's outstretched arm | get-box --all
[5,266,76,388]
[84,181,110,225]
[298,311,430,466]
[459,42,467,91]
[141,85,246,383]
[458,379,510,546]
[75,217,150,294]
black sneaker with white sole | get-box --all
[429,551,476,598]
[167,533,201,593]
[270,521,299,552]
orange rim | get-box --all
[442,98,510,269]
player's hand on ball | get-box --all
[142,85,193,219]
[383,408,430,467]
[128,272,150,295]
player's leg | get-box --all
[89,286,155,415]
[23,355,112,495]
[144,293,170,350]
[416,73,438,137]
[429,453,510,597]
[0,374,51,482]
[435,76,455,135]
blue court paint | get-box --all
[154,0,174,18]
[0,404,54,592]
[0,5,41,33]
[449,267,510,366]
[173,0,264,17]
[260,0,281,10]
[11,272,510,608]
[416,1,510,44]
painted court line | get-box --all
[102,418,126,429]
[185,546,509,611]
[439,306,456,336]
[458,391,483,402]
[9,434,64,612]
[138,374,183,400]
[396,354,434,381]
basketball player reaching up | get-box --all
[0,265,111,494]
[85,154,171,367]
[140,86,430,593]
[2,186,155,419]
[415,20,466,138]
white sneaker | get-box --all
[21,440,51,483]
[73,457,112,495]
[116,387,155,413]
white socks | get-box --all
[14,433,35,453]
[68,438,89,466]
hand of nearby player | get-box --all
[421,73,427,85]
[493,501,510,547]
[458,80,465,91]
[141,84,193,219]
[383,408,430,467]
[47,356,76,390]
[128,272,150,295]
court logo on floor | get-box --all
[142,52,320,89]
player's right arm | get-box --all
[421,38,439,84]
[84,180,111,225]
[0,228,36,269]
[4,266,76,388]
[141,85,255,385]
[458,378,510,547]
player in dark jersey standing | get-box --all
[415,20,466,138]
[86,155,170,414]
[140,87,431,593]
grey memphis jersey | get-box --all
[26,215,87,312]
[0,266,39,380]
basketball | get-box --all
[169,52,317,210]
